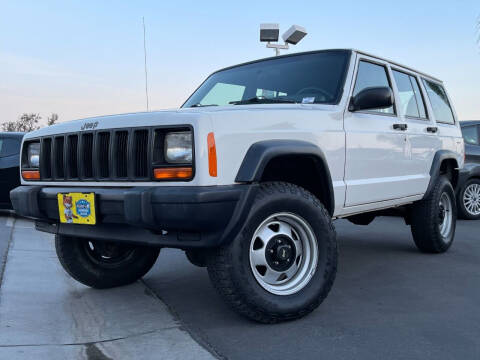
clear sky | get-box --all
[1,0,479,126]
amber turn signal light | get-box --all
[22,170,40,180]
[153,167,193,180]
[207,132,217,177]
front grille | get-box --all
[81,133,94,178]
[34,126,192,182]
[97,132,110,178]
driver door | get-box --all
[344,55,409,207]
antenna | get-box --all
[142,16,149,111]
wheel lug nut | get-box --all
[269,249,274,254]
[287,259,290,262]
[277,239,281,244]
[274,261,279,265]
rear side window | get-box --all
[392,70,427,119]
[462,126,479,145]
[353,61,394,114]
[0,138,20,157]
[422,80,455,124]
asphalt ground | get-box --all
[0,215,479,359]
[143,217,480,360]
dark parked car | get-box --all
[457,122,480,220]
[0,132,24,209]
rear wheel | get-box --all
[55,235,160,288]
[410,176,457,253]
[207,182,337,323]
[458,178,480,220]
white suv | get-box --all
[11,49,465,323]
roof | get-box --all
[460,121,480,127]
[353,49,442,83]
[210,48,442,83]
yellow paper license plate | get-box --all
[57,193,96,225]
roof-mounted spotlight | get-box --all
[260,23,307,56]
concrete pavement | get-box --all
[0,216,215,360]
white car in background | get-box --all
[11,49,464,323]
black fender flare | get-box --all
[235,140,335,215]
[423,150,460,200]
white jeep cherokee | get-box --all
[11,49,465,323]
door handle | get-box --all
[426,126,438,133]
[393,123,408,131]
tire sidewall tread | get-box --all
[207,182,338,323]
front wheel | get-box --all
[207,182,338,323]
[410,176,457,253]
[55,235,160,289]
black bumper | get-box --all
[10,185,258,248]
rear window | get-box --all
[422,80,455,124]
[462,126,479,145]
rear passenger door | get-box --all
[344,55,411,206]
[390,68,441,196]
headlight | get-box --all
[164,131,192,163]
[27,142,40,168]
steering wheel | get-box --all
[295,87,332,101]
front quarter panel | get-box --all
[208,105,346,214]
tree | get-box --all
[1,113,41,132]
[48,113,59,126]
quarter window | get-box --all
[422,80,455,124]
[462,126,479,146]
[353,61,394,114]
[392,70,427,119]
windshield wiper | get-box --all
[190,103,218,108]
[229,97,297,105]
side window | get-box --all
[392,70,427,119]
[200,83,245,106]
[0,139,20,157]
[462,126,479,146]
[422,80,455,124]
[353,61,394,114]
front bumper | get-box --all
[10,185,258,248]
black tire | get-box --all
[410,176,457,253]
[55,235,160,289]
[457,178,480,220]
[207,182,338,323]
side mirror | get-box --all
[349,86,393,112]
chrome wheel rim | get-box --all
[249,212,318,296]
[438,193,453,239]
[463,183,480,216]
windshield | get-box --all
[183,50,351,108]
